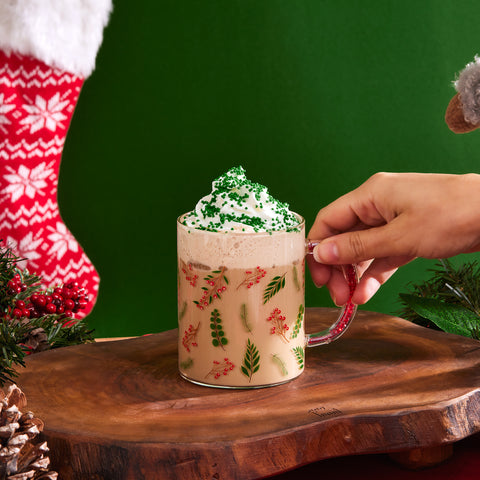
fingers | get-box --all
[308,193,362,240]
[306,256,350,306]
[351,255,413,304]
[312,217,414,265]
[307,254,414,305]
[306,255,332,288]
[308,173,392,242]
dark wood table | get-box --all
[16,309,480,479]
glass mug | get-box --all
[177,214,357,389]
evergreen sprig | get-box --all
[0,320,27,385]
[0,242,94,386]
[398,258,480,339]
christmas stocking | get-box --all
[0,1,112,316]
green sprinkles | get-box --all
[182,166,300,233]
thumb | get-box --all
[312,223,407,264]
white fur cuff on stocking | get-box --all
[0,0,112,78]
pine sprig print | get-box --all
[263,273,286,304]
[291,304,305,339]
[272,354,288,376]
[178,301,187,321]
[292,265,301,292]
[210,308,228,349]
[241,339,260,382]
[292,346,304,370]
[240,303,252,333]
[180,358,194,370]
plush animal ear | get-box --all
[0,0,112,78]
[445,56,480,134]
[445,92,480,133]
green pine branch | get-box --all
[398,258,480,340]
[0,241,95,386]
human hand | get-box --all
[307,172,480,305]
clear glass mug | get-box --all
[177,214,357,389]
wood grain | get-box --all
[15,309,480,479]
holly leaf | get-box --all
[399,294,479,338]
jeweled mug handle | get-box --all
[305,240,358,347]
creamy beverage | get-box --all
[177,166,357,388]
[178,166,305,387]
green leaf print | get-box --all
[263,273,286,304]
[210,309,228,349]
[241,339,260,382]
[291,304,304,339]
[292,346,305,370]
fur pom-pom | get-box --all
[454,55,480,126]
[0,0,112,78]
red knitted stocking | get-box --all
[0,51,99,315]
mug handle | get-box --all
[305,240,358,347]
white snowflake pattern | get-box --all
[6,232,43,270]
[47,222,78,260]
[0,93,16,134]
[19,92,69,134]
[1,162,54,202]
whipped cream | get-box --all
[182,166,300,233]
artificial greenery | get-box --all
[0,244,94,386]
[399,258,480,340]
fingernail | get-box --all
[313,242,339,263]
[332,293,340,307]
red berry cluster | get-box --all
[209,358,235,380]
[8,279,89,320]
[267,307,289,339]
[244,266,267,288]
[6,273,27,295]
[182,323,200,352]
[196,284,227,310]
[181,263,198,287]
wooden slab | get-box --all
[15,308,480,479]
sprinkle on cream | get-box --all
[182,166,300,233]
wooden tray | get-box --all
[16,308,480,479]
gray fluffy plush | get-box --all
[455,56,480,126]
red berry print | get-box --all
[194,266,228,309]
[181,261,198,287]
[237,266,267,289]
[267,307,290,342]
[206,358,235,380]
[182,322,200,352]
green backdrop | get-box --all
[59,0,480,338]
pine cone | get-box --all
[20,327,49,354]
[0,385,57,480]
